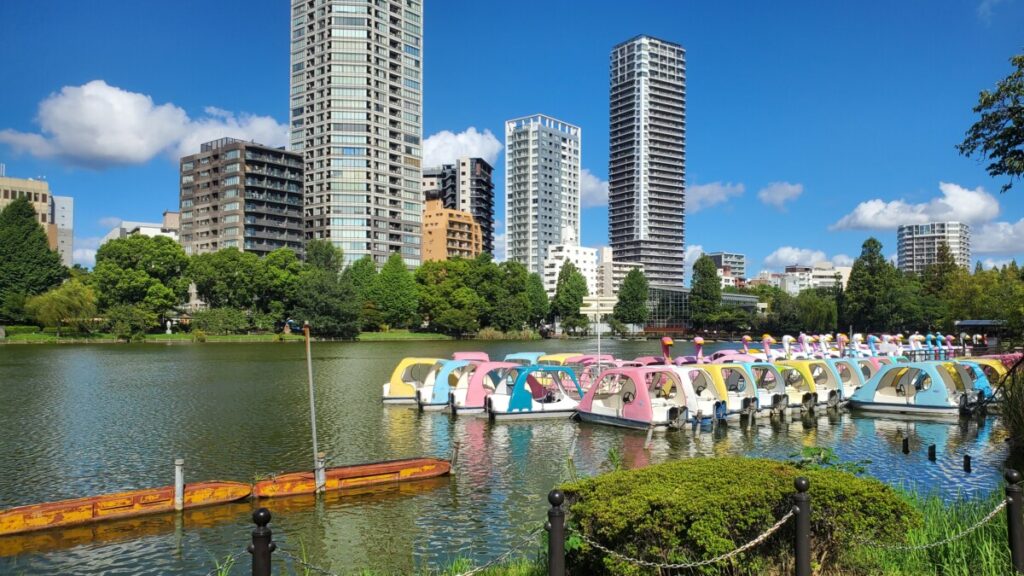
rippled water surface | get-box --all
[0,340,1011,574]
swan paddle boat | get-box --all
[453,351,489,362]
[577,366,690,430]
[744,362,791,415]
[383,357,445,404]
[538,353,582,366]
[772,363,820,412]
[825,358,867,396]
[503,352,543,366]
[848,362,982,418]
[956,357,1008,381]
[777,360,844,406]
[416,360,479,411]
[450,361,520,415]
[485,365,583,420]
[677,364,760,420]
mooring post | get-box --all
[927,444,936,461]
[315,452,326,494]
[794,477,811,576]
[173,458,184,512]
[964,454,972,473]
[248,508,275,576]
[1007,469,1024,574]
[547,490,565,576]
[902,438,910,454]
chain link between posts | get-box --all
[570,508,796,570]
[853,498,1008,551]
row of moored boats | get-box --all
[382,335,1018,429]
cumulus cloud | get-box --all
[98,216,122,228]
[0,80,287,168]
[580,169,608,208]
[422,127,502,168]
[764,246,828,269]
[831,253,854,267]
[684,244,705,272]
[830,182,1000,230]
[974,218,1024,254]
[687,181,744,213]
[757,181,803,210]
[72,236,103,268]
[982,257,1013,270]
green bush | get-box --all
[561,457,920,575]
[192,329,207,343]
[2,325,41,336]
[191,307,249,335]
[476,327,504,340]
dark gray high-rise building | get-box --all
[608,35,687,285]
[179,138,305,257]
[421,157,495,254]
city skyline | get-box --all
[1,1,1023,276]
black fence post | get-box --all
[248,508,276,576]
[794,477,811,576]
[547,490,565,576]
[1007,469,1024,574]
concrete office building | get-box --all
[595,246,643,298]
[706,251,746,280]
[290,0,424,266]
[0,175,74,264]
[542,244,597,297]
[422,157,495,254]
[51,195,74,267]
[608,35,687,285]
[897,221,971,274]
[505,114,581,276]
[179,138,304,257]
[421,192,483,262]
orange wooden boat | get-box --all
[0,481,251,537]
[253,457,451,498]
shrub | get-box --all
[561,457,919,575]
[191,307,249,335]
[476,327,504,340]
[3,325,41,336]
[192,329,207,343]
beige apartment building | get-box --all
[0,175,74,264]
[421,195,483,262]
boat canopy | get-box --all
[579,366,684,424]
[503,352,543,365]
[957,357,1008,380]
[453,351,489,362]
[825,358,864,394]
[745,362,788,395]
[852,362,969,405]
[427,360,476,404]
[956,361,994,397]
[565,354,616,365]
[464,362,522,408]
[387,357,445,397]
[538,353,582,366]
[508,366,583,411]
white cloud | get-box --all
[974,218,1024,254]
[687,182,744,213]
[72,236,103,268]
[830,182,1000,230]
[580,169,608,208]
[757,181,803,210]
[978,0,1005,21]
[0,80,287,168]
[684,244,705,272]
[982,257,1013,270]
[422,127,502,168]
[98,216,122,228]
[831,253,854,267]
[492,232,507,262]
[764,246,828,269]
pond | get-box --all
[0,339,1011,574]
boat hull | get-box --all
[577,411,664,431]
[383,396,417,404]
[253,457,451,498]
[0,481,251,537]
[847,401,961,419]
[488,409,577,420]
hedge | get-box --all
[2,325,41,336]
[561,457,920,575]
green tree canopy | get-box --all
[366,253,419,328]
[186,248,261,310]
[689,255,721,329]
[958,53,1024,193]
[525,272,549,328]
[550,261,588,323]
[0,196,67,320]
[25,279,97,336]
[304,239,345,274]
[91,235,187,316]
[341,255,380,330]
[613,268,650,325]
[841,238,905,332]
[291,269,360,338]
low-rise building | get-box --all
[0,176,60,256]
[543,244,598,296]
[421,193,484,262]
[707,252,746,280]
[595,246,644,298]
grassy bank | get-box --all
[357,329,453,341]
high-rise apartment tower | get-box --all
[422,157,495,254]
[897,221,971,274]
[505,114,581,276]
[608,35,687,285]
[289,0,423,266]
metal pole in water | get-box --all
[902,438,909,454]
[174,458,184,511]
[303,322,325,493]
[927,444,936,461]
[963,454,972,473]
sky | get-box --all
[0,0,1022,276]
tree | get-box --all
[958,54,1024,193]
[550,261,588,324]
[341,255,380,330]
[24,280,97,337]
[525,273,549,328]
[613,268,650,326]
[0,197,67,320]
[93,235,188,316]
[191,308,250,335]
[432,286,484,336]
[842,238,902,332]
[366,253,419,329]
[291,269,360,338]
[794,289,837,334]
[187,248,261,310]
[491,261,531,331]
[304,239,345,274]
[689,255,721,329]
[105,304,157,341]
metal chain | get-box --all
[276,549,342,576]
[571,508,795,570]
[201,551,249,576]
[854,498,1008,551]
[452,526,544,576]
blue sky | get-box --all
[1,0,1022,275]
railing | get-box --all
[229,469,1024,576]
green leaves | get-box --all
[689,255,721,329]
[958,54,1024,193]
[613,268,649,325]
[366,253,419,329]
[552,261,589,332]
[0,196,67,320]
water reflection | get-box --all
[0,340,1011,574]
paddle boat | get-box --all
[744,362,791,415]
[773,362,820,412]
[824,358,866,396]
[453,351,489,362]
[416,360,479,411]
[503,352,543,366]
[676,363,760,420]
[777,360,843,406]
[958,357,1008,381]
[450,361,520,415]
[485,365,584,420]
[537,353,582,366]
[382,357,445,404]
[565,355,617,390]
[576,366,690,430]
[847,361,982,418]
[951,361,993,399]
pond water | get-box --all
[0,339,1012,575]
